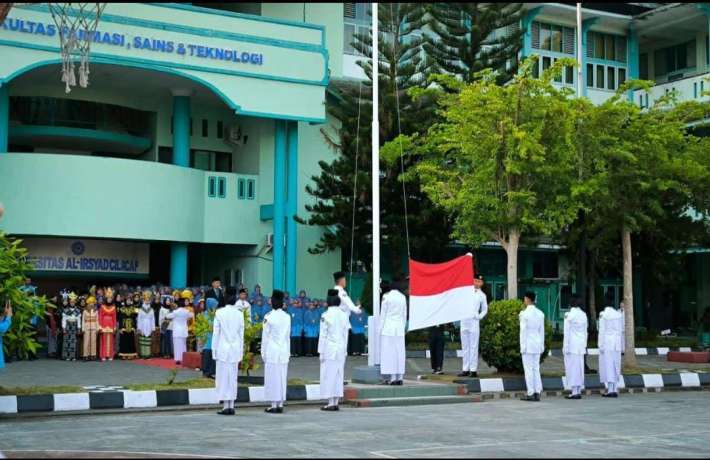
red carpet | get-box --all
[130,358,182,370]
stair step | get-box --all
[347,395,481,408]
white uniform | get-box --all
[379,289,407,380]
[318,306,350,404]
[262,308,291,406]
[460,287,488,373]
[519,304,545,396]
[563,307,588,395]
[598,306,623,392]
[334,285,361,318]
[235,299,252,323]
[166,307,194,362]
[212,303,245,403]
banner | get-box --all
[408,254,476,331]
[22,237,149,275]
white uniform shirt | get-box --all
[235,299,252,323]
[212,304,245,363]
[562,307,588,355]
[334,285,361,318]
[519,304,545,354]
[159,307,172,331]
[262,309,291,364]
[318,306,350,361]
[166,307,194,339]
[598,307,624,352]
[461,287,488,331]
[379,289,407,337]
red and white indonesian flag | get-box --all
[408,254,475,331]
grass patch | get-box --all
[126,378,215,392]
[287,378,317,386]
[0,385,84,396]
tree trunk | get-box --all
[622,226,637,368]
[504,230,520,300]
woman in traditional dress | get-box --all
[81,295,99,361]
[61,292,82,361]
[117,295,138,359]
[159,296,174,358]
[98,288,117,361]
[150,292,162,357]
[136,291,155,359]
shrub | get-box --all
[480,299,552,374]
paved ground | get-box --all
[0,392,708,458]
[1,354,708,389]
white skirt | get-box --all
[380,335,405,375]
[598,351,621,385]
[173,336,186,363]
[264,362,288,402]
[564,353,585,389]
[320,358,345,399]
[215,360,239,402]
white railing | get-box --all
[633,72,710,108]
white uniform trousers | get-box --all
[564,353,585,393]
[599,350,621,387]
[461,323,480,372]
[320,357,345,399]
[173,335,187,363]
[522,353,542,396]
[380,335,405,376]
[264,363,288,403]
[215,360,238,402]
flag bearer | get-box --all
[563,301,588,399]
[167,292,195,365]
[213,287,245,415]
[333,271,362,317]
[598,293,623,398]
[458,274,488,378]
[379,278,407,385]
[318,289,350,411]
[262,290,291,414]
[519,291,545,402]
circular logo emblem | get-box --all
[71,241,85,256]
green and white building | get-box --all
[0,3,349,296]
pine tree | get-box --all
[424,3,524,83]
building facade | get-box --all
[0,3,345,296]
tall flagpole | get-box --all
[576,3,583,97]
[368,2,381,368]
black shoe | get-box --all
[394,380,403,386]
[265,407,281,414]
[321,405,339,411]
[434,370,444,375]
[534,393,540,401]
[520,395,537,402]
[382,380,392,385]
[565,394,581,400]
[457,371,471,377]
[602,392,618,398]
[217,408,235,415]
[470,372,478,378]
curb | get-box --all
[453,371,710,394]
[0,384,325,416]
[406,346,697,359]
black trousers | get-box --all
[290,335,303,356]
[348,332,365,355]
[201,349,216,377]
[428,326,445,371]
[303,337,318,356]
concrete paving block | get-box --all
[480,378,504,393]
[17,394,54,412]
[305,384,321,400]
[286,386,307,401]
[156,389,189,406]
[248,386,265,402]
[661,373,682,387]
[53,393,90,411]
[623,375,644,388]
[122,390,157,408]
[502,378,526,392]
[89,391,124,409]
[584,374,603,389]
[635,348,648,355]
[642,374,664,388]
[542,377,564,390]
[0,396,17,414]
[188,388,219,405]
[679,372,700,387]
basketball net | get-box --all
[45,3,107,93]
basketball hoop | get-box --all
[45,3,107,93]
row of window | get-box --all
[207,176,256,200]
[170,117,225,139]
[532,22,627,65]
[587,63,627,91]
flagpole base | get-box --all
[352,365,382,384]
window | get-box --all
[586,63,594,87]
[217,121,223,139]
[237,178,246,200]
[589,32,626,62]
[344,23,356,55]
[565,66,574,85]
[542,56,551,73]
[654,40,696,78]
[532,22,575,55]
[217,177,226,198]
[551,26,562,53]
[189,118,193,136]
[593,33,605,59]
[208,176,216,197]
[618,68,626,87]
[202,119,208,137]
[596,65,604,89]
[607,66,615,90]
[158,146,173,165]
[246,179,256,200]
[532,253,559,278]
[639,53,648,80]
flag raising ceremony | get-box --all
[407,254,476,331]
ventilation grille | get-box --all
[344,2,356,19]
[564,27,576,55]
[531,21,540,49]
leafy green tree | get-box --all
[412,57,580,299]
[0,232,51,360]
[424,3,524,84]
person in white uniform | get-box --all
[379,278,407,385]
[235,288,252,323]
[318,289,350,411]
[166,294,194,364]
[598,294,623,398]
[519,291,545,402]
[563,303,588,399]
[333,271,362,317]
[212,287,245,415]
[458,274,488,378]
[262,289,291,414]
